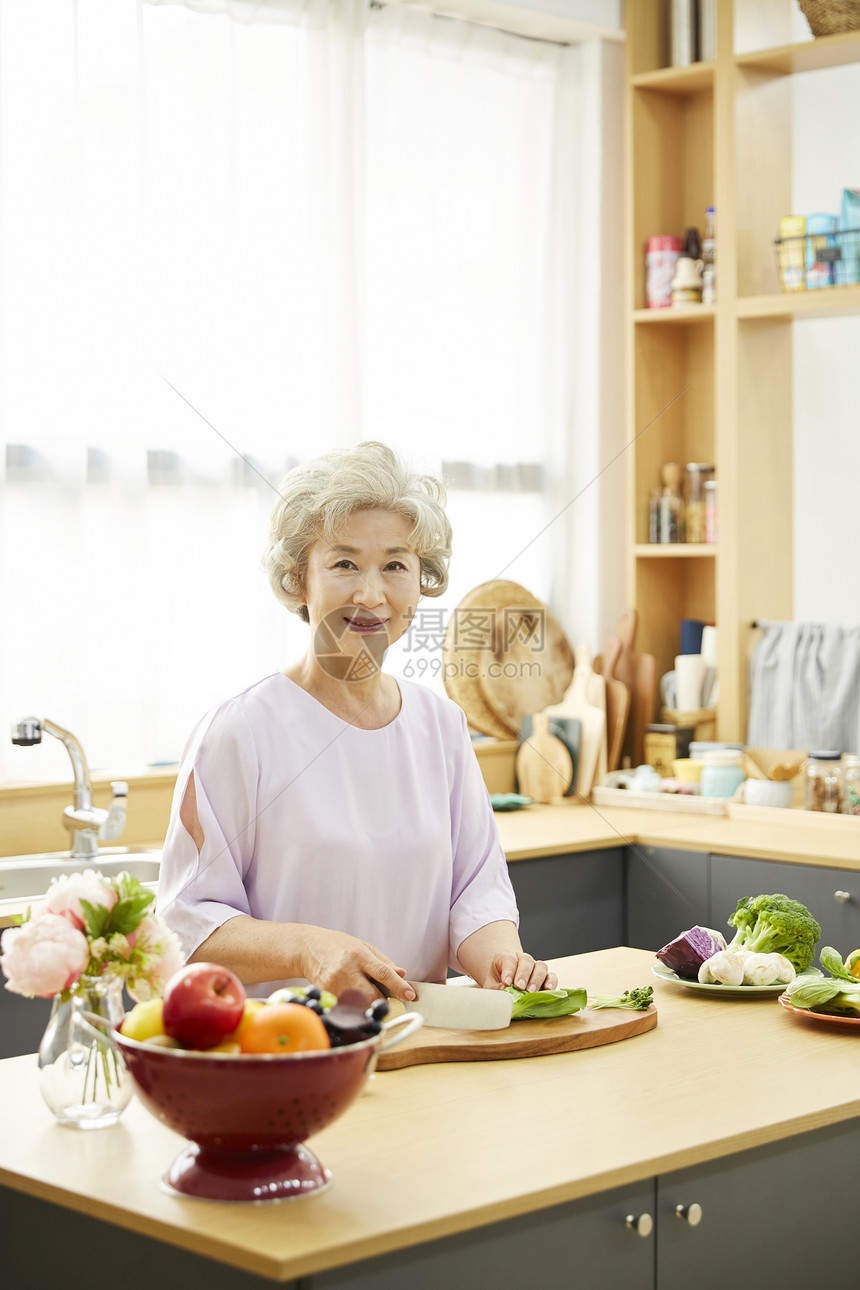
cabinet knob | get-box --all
[674,1202,703,1226]
[834,890,852,905]
[624,1212,653,1238]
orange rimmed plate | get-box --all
[778,991,860,1027]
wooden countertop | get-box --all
[1,802,857,931]
[497,800,860,869]
[2,946,860,1283]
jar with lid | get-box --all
[804,751,843,812]
[684,463,715,544]
[842,755,860,815]
[699,749,745,799]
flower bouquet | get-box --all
[0,869,183,1128]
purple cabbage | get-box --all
[656,926,727,979]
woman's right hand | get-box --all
[296,926,416,1003]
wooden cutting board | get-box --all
[376,1005,657,1071]
[592,648,630,774]
[514,712,574,804]
[544,648,607,798]
[597,610,656,769]
[442,580,575,738]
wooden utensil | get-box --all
[514,712,574,804]
[770,759,805,781]
[376,1004,656,1070]
[442,580,575,738]
[545,652,607,798]
[600,609,657,769]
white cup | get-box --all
[675,653,705,710]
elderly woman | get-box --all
[157,441,557,1003]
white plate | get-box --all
[651,962,786,997]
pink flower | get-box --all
[0,914,90,998]
[43,870,117,932]
[125,916,185,1002]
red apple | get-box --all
[161,962,246,1050]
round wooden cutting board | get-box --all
[442,580,575,737]
[376,1005,657,1071]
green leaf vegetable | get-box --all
[786,947,860,1016]
[588,985,654,1011]
[504,986,587,1019]
[504,984,653,1018]
[726,893,821,974]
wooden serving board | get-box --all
[376,1005,656,1071]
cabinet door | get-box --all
[657,1120,860,1290]
[308,1181,656,1290]
[507,848,623,959]
[710,853,860,955]
[625,847,709,953]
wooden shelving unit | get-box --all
[625,0,860,740]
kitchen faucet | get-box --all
[10,717,128,859]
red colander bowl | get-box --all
[112,1011,422,1202]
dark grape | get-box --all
[369,998,389,1022]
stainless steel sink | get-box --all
[0,847,162,903]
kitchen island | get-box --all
[1,946,858,1289]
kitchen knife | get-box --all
[408,980,513,1030]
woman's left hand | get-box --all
[485,953,557,993]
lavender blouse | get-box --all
[156,673,519,990]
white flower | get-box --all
[0,914,89,998]
[43,870,117,932]
[125,916,185,1002]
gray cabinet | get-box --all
[310,1120,860,1290]
[507,848,623,959]
[308,1179,655,1290]
[0,989,52,1060]
[0,1183,297,1290]
[658,1119,860,1290]
[625,846,709,953]
[710,853,860,958]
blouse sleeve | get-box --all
[446,704,519,969]
[156,702,259,958]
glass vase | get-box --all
[38,974,133,1128]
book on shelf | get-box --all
[698,0,716,62]
[670,0,697,66]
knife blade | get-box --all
[408,980,513,1030]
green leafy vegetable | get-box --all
[726,893,821,974]
[588,986,654,1011]
[787,949,860,1015]
[504,986,587,1019]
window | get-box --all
[1,0,613,779]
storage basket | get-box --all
[798,0,860,37]
[774,226,860,291]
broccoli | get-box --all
[726,893,821,974]
[588,986,654,1011]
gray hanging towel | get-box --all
[747,621,860,753]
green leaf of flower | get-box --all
[79,899,111,939]
[107,892,154,936]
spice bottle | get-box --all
[684,464,714,544]
[804,751,843,812]
[648,488,661,543]
[704,478,718,543]
[702,207,716,265]
[842,755,860,815]
[660,463,685,544]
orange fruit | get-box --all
[238,1002,330,1055]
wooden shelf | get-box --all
[736,30,860,76]
[634,305,716,324]
[634,544,716,558]
[737,285,860,320]
[631,61,715,93]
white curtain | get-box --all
[0,0,613,781]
